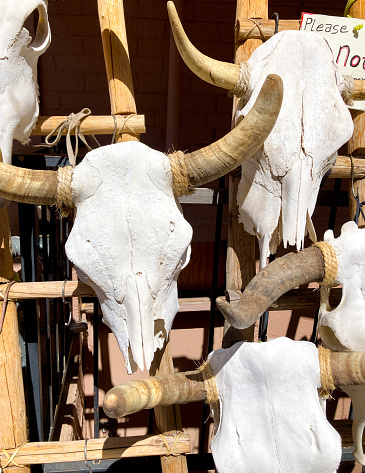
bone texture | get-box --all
[342,385,365,465]
[0,0,50,164]
[208,337,341,473]
[66,142,192,373]
[235,31,354,267]
[319,221,365,352]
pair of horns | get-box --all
[167,1,365,101]
[103,350,365,419]
[0,74,283,206]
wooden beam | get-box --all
[31,115,145,136]
[0,209,29,473]
[97,0,139,142]
[236,19,300,42]
[0,434,190,466]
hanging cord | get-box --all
[271,12,279,34]
[111,114,138,144]
[0,281,17,335]
[44,108,99,167]
[350,154,365,225]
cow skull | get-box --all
[168,3,354,268]
[0,74,283,373]
[0,0,50,165]
[105,338,365,472]
[318,221,365,352]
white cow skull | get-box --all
[236,31,353,268]
[167,4,354,269]
[0,0,50,164]
[208,338,341,473]
[319,221,365,352]
[66,142,193,374]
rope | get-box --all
[0,281,17,335]
[230,62,251,98]
[199,361,219,405]
[1,442,27,469]
[157,432,184,456]
[341,75,354,106]
[57,166,74,218]
[167,150,195,197]
[240,18,267,42]
[111,114,138,143]
[318,346,336,399]
[45,108,93,167]
[313,241,338,287]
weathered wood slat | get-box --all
[32,115,145,136]
[0,434,190,466]
[236,19,300,42]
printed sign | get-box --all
[300,13,365,110]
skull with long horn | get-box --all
[0,75,283,373]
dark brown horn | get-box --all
[216,246,325,329]
[103,370,205,419]
[167,1,241,91]
[178,73,283,188]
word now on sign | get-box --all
[301,13,365,110]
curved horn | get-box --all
[167,1,241,91]
[176,73,283,188]
[217,246,325,329]
[103,370,205,419]
[0,161,60,205]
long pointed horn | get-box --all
[217,246,325,329]
[173,73,283,189]
[167,1,241,92]
[0,162,60,205]
[104,350,365,419]
[103,370,205,419]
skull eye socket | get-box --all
[24,4,51,55]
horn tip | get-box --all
[103,392,124,418]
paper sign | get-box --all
[300,13,365,110]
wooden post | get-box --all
[0,208,29,473]
[347,1,365,225]
[149,340,188,473]
[223,0,268,348]
[97,0,139,143]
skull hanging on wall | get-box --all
[0,0,51,164]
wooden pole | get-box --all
[0,434,190,466]
[97,0,139,142]
[223,0,268,348]
[347,0,365,226]
[0,208,29,473]
[32,115,145,136]
[149,340,188,473]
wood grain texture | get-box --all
[32,115,145,136]
[236,19,300,42]
[97,0,139,142]
[0,434,190,465]
[0,208,29,473]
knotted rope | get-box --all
[1,442,27,470]
[168,150,195,197]
[111,114,138,143]
[199,361,219,405]
[341,75,354,106]
[318,346,336,399]
[313,241,338,287]
[240,18,268,42]
[230,62,251,98]
[157,432,184,456]
[57,166,74,218]
[45,108,93,167]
